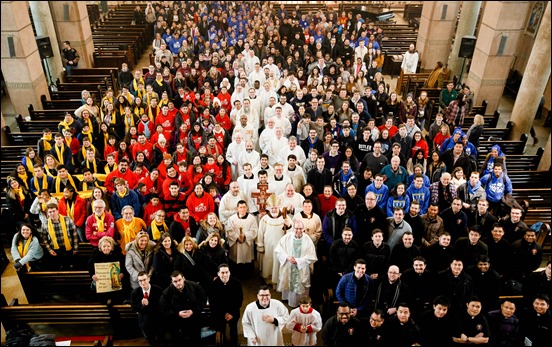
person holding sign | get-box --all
[88,236,127,303]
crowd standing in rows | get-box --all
[7,1,550,346]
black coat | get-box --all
[152,248,182,289]
[208,276,243,322]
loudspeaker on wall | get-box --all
[458,36,476,59]
[36,36,54,59]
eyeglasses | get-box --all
[370,317,383,323]
[258,294,270,297]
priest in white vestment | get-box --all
[274,220,318,308]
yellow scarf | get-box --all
[47,217,72,250]
[44,166,57,179]
[156,79,164,87]
[25,157,35,176]
[55,144,65,165]
[65,200,75,219]
[17,238,31,258]
[12,187,25,201]
[133,77,144,93]
[85,158,98,173]
[42,134,52,151]
[55,174,77,193]
[33,176,48,195]
[133,105,144,118]
[121,218,137,245]
[119,104,125,115]
[159,98,169,108]
[83,116,93,131]
[82,179,100,192]
[104,163,117,175]
[81,144,97,164]
[147,106,155,122]
[59,119,74,131]
[82,129,93,143]
[41,201,47,212]
[18,173,29,190]
[150,221,168,241]
[105,112,117,125]
[117,189,127,199]
[95,213,105,233]
[125,115,135,134]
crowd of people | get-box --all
[5,1,550,346]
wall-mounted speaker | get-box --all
[36,36,54,59]
[458,36,477,58]
[6,37,15,57]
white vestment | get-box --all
[219,191,256,228]
[274,232,317,307]
[226,141,245,179]
[285,306,323,346]
[267,137,289,166]
[283,165,306,192]
[293,212,323,246]
[256,213,292,282]
[279,146,307,166]
[277,192,305,220]
[226,212,258,264]
[268,175,291,197]
[236,150,260,177]
[242,299,289,346]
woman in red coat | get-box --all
[185,183,214,223]
[214,154,232,193]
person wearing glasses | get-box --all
[242,285,290,346]
[374,265,409,318]
[366,309,387,346]
[322,302,364,346]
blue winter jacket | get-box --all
[336,272,374,314]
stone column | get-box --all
[447,1,482,79]
[509,2,551,141]
[464,2,531,113]
[417,1,460,71]
[1,1,49,115]
[29,1,64,86]
[50,1,94,69]
[537,133,551,171]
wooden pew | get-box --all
[507,170,550,189]
[0,145,28,161]
[18,270,95,303]
[1,295,223,345]
[1,295,115,344]
[16,114,61,132]
[477,134,529,161]
[3,126,42,146]
[477,148,544,171]
[513,188,551,209]
[55,78,108,96]
[28,104,74,120]
[41,95,82,110]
